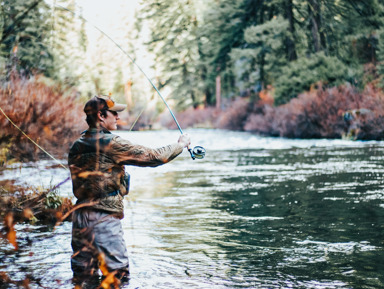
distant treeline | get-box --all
[141,0,384,139]
[0,0,89,85]
[2,1,384,109]
[166,83,384,140]
[140,0,384,108]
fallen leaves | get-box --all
[4,212,17,250]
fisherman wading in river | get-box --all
[68,95,190,285]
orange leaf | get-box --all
[98,252,109,276]
[98,253,120,288]
[4,213,18,250]
[43,126,53,137]
[99,272,119,289]
[23,208,34,220]
[78,171,106,178]
[7,229,17,250]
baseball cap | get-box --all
[84,95,126,115]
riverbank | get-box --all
[162,83,384,141]
[0,178,73,248]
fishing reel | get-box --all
[188,146,206,160]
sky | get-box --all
[44,0,159,103]
[75,0,139,40]
[49,0,155,97]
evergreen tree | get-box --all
[200,0,300,104]
[200,0,265,104]
[49,0,89,87]
[0,0,54,78]
[231,16,290,98]
[121,8,153,113]
[140,0,206,109]
[234,0,383,103]
[377,28,384,87]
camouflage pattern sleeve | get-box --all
[110,136,184,167]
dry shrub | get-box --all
[214,87,274,132]
[244,83,384,139]
[273,84,348,138]
[215,97,250,130]
[351,84,384,140]
[0,73,85,161]
[0,180,73,225]
[244,104,279,136]
[161,106,219,129]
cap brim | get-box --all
[108,103,126,112]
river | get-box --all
[1,129,384,288]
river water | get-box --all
[1,129,384,288]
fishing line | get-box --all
[0,2,148,192]
[0,2,205,198]
[0,2,203,220]
[51,2,206,160]
[0,106,68,171]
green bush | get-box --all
[274,53,363,105]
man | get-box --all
[68,95,190,284]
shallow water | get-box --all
[1,129,384,288]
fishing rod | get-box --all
[53,3,205,160]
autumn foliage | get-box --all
[0,180,73,224]
[174,83,384,140]
[162,106,219,130]
[242,83,384,139]
[0,73,85,162]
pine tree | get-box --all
[230,16,290,99]
[234,0,384,103]
[140,0,206,109]
[49,0,89,87]
[0,0,54,78]
[200,0,267,104]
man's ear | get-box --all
[97,111,104,122]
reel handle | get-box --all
[188,147,195,160]
[187,146,206,160]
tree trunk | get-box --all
[124,80,133,109]
[191,91,197,109]
[284,0,297,61]
[308,0,321,52]
[216,75,221,110]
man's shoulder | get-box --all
[110,134,133,147]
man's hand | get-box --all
[178,134,191,148]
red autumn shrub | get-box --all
[350,84,384,140]
[0,73,85,161]
[274,85,348,138]
[244,83,384,140]
[215,97,249,130]
[162,106,219,129]
[244,104,279,136]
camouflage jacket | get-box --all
[68,128,184,217]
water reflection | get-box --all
[1,130,384,288]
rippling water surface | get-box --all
[1,129,384,288]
